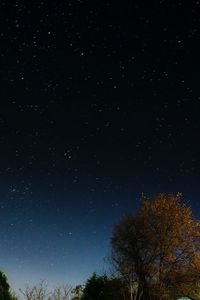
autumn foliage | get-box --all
[111,193,200,300]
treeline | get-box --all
[1,193,200,300]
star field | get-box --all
[0,0,200,293]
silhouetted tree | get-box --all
[20,280,49,300]
[111,193,200,300]
[104,277,124,300]
[82,273,107,300]
[20,281,72,300]
[0,271,17,300]
[71,285,83,300]
[48,285,72,300]
[81,273,123,300]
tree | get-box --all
[81,273,123,300]
[19,280,49,300]
[0,271,17,300]
[81,273,107,300]
[111,193,200,300]
[71,285,83,300]
[19,281,72,300]
[103,277,124,300]
[48,285,72,300]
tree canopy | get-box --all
[111,193,200,300]
[81,273,123,300]
[0,271,17,300]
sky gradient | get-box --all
[0,0,200,294]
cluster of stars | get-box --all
[0,0,200,292]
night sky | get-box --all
[1,0,200,293]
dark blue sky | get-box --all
[0,0,200,293]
